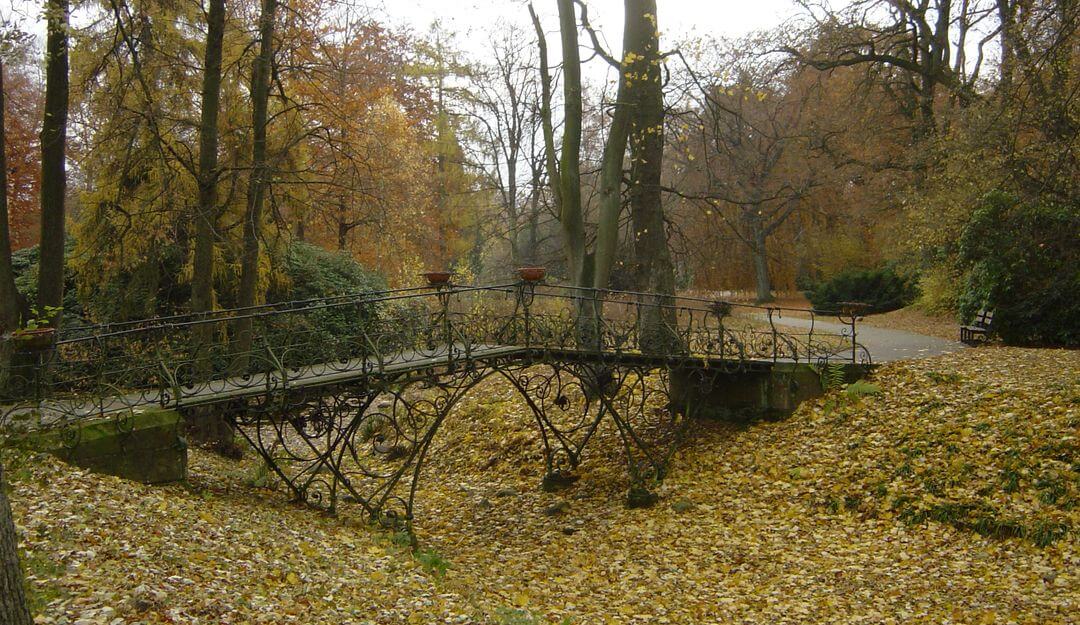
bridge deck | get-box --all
[9,342,796,428]
[3,282,869,432]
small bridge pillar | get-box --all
[671,363,870,421]
[7,408,187,483]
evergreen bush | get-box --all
[957,192,1079,346]
[806,265,916,314]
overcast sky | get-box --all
[5,0,811,59]
[378,0,810,85]
[378,0,803,42]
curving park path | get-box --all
[769,315,966,362]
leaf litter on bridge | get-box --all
[7,346,1078,624]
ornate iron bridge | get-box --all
[1,280,869,533]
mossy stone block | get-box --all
[8,408,187,483]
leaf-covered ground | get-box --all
[860,306,961,341]
[7,347,1078,624]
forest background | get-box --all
[0,0,1076,346]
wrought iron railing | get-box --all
[1,280,868,429]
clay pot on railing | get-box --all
[838,301,871,318]
[421,271,453,286]
[5,328,56,352]
[517,266,546,282]
[710,301,733,319]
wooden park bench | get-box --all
[960,309,994,345]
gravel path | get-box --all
[770,316,967,362]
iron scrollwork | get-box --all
[2,279,871,535]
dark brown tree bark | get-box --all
[531,1,590,287]
[748,212,773,303]
[589,2,633,291]
[37,0,70,320]
[186,0,235,452]
[192,0,227,324]
[623,0,680,349]
[233,0,277,368]
[0,461,32,625]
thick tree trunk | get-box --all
[590,3,633,291]
[37,0,70,320]
[750,217,773,303]
[0,461,32,625]
[187,0,235,452]
[553,0,587,287]
[623,0,680,352]
[233,0,277,369]
[192,0,226,323]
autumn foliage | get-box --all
[1,60,40,250]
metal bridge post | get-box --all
[516,279,536,348]
[592,290,603,353]
[768,308,778,362]
[436,282,453,368]
[850,316,858,364]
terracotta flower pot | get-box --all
[517,266,546,282]
[838,301,870,317]
[421,271,453,286]
[710,301,733,318]
[8,328,56,351]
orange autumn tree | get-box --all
[289,16,464,285]
[2,54,41,250]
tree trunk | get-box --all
[506,189,521,268]
[0,461,32,625]
[1,60,30,401]
[335,192,349,251]
[623,0,680,352]
[186,0,236,452]
[192,0,226,321]
[192,0,226,358]
[550,0,587,287]
[590,1,634,291]
[37,0,70,321]
[750,215,773,303]
[525,182,540,264]
[233,0,277,369]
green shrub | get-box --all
[845,380,881,398]
[914,265,961,315]
[805,265,916,314]
[11,240,87,326]
[958,192,1079,346]
[274,241,386,303]
[260,243,388,365]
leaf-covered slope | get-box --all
[749,347,1079,545]
[7,347,1078,624]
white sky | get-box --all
[373,0,809,87]
[5,0,808,62]
[377,0,802,43]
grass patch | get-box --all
[414,547,450,577]
[21,549,67,615]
